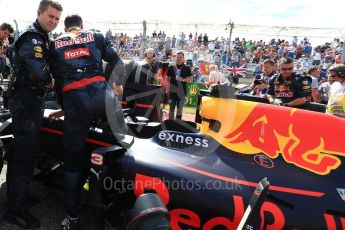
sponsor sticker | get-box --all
[276,92,293,97]
[55,33,95,49]
[254,154,274,168]
[34,46,42,53]
[64,48,90,60]
[32,38,43,45]
[337,188,345,201]
[158,131,209,148]
[91,153,103,166]
[35,53,43,58]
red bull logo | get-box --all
[200,97,345,175]
[55,33,94,49]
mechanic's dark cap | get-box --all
[329,64,345,78]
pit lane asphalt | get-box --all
[0,163,65,230]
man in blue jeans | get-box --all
[166,51,192,119]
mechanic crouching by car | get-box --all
[48,15,127,230]
[3,1,62,229]
[266,57,312,108]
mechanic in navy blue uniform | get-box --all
[48,14,126,230]
[267,57,312,107]
[3,1,62,229]
[166,51,192,120]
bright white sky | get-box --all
[0,0,344,42]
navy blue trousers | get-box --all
[7,93,44,211]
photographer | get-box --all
[0,23,14,77]
[0,22,13,45]
[250,59,275,97]
[143,48,159,84]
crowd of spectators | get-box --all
[101,30,342,68]
[89,30,343,88]
[1,27,344,113]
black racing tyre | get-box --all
[125,193,171,230]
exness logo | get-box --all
[158,132,209,148]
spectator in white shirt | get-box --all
[207,64,226,85]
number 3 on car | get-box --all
[91,153,103,166]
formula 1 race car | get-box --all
[0,84,345,230]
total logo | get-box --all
[64,48,90,60]
[157,131,209,148]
